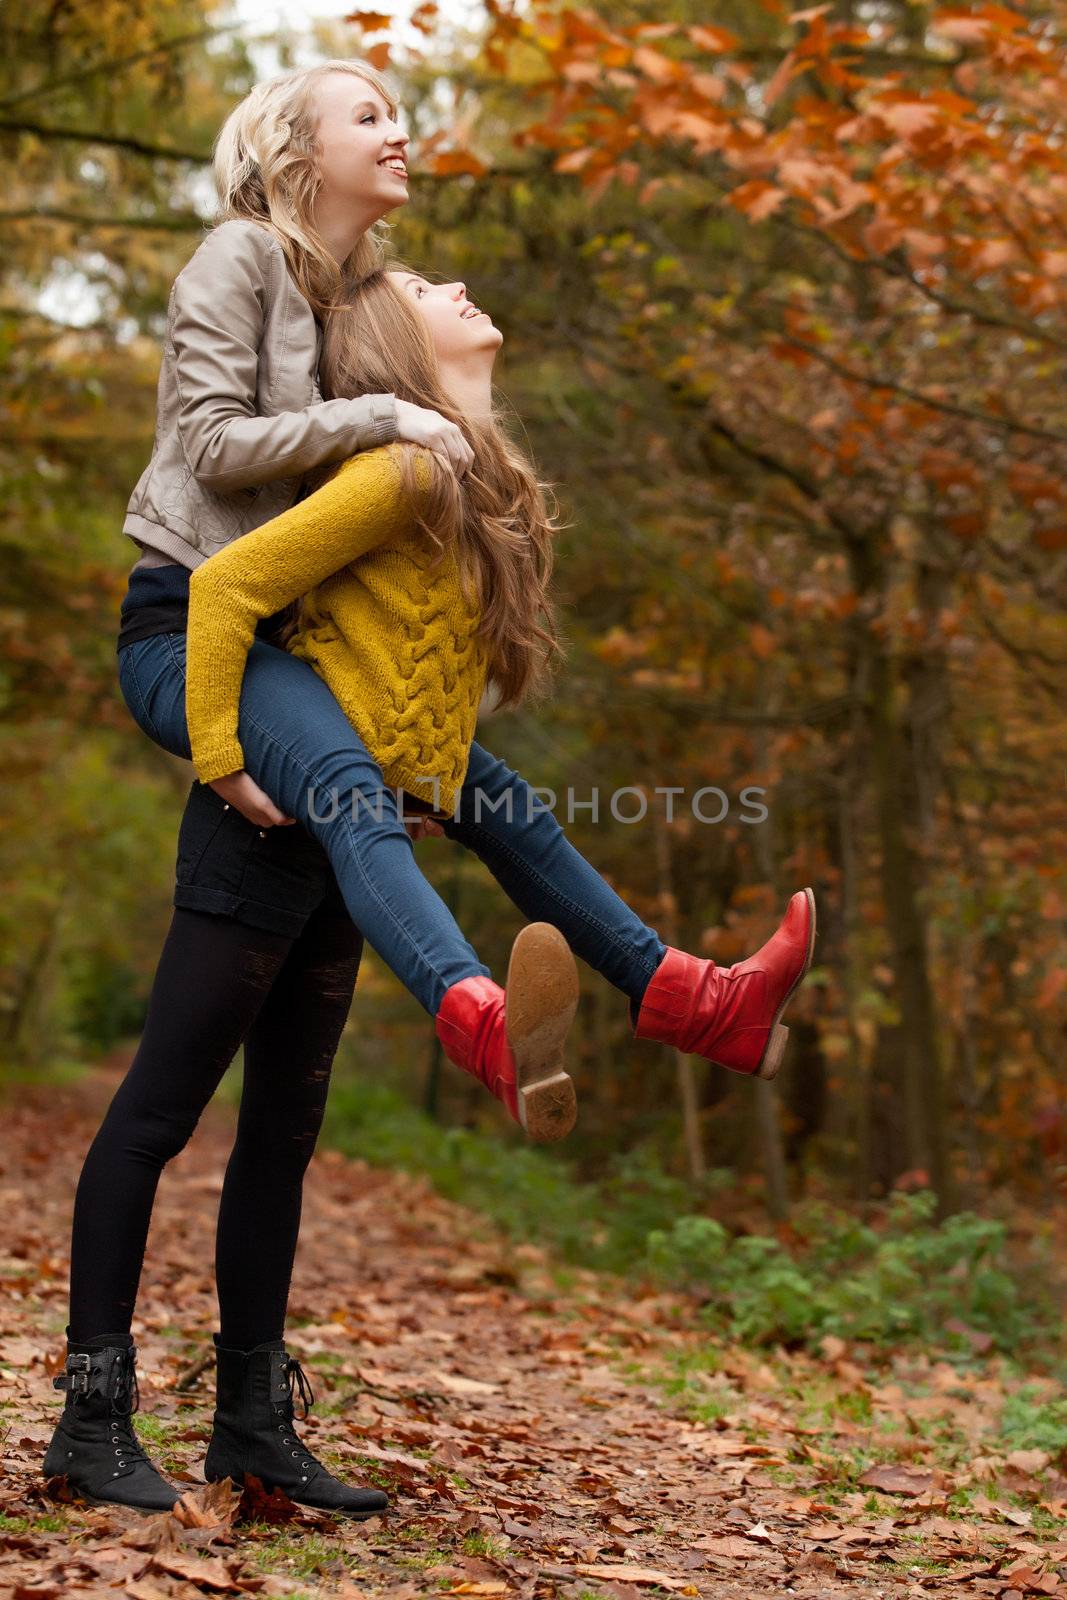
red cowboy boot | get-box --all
[434,923,580,1141]
[633,888,816,1080]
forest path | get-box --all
[0,1067,1062,1599]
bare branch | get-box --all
[0,25,243,111]
[0,207,203,232]
[782,336,1067,445]
[0,118,207,163]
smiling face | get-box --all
[311,72,409,218]
[388,271,504,364]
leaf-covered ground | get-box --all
[0,1067,1064,1600]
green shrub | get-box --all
[644,1190,1057,1359]
[313,1072,1060,1368]
[996,1386,1067,1462]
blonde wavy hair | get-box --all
[306,269,565,709]
[212,59,397,316]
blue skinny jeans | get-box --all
[118,633,667,1020]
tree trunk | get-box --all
[839,648,875,1201]
[851,534,953,1214]
[749,686,792,1222]
[650,790,705,1184]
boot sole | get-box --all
[207,1469,388,1520]
[754,886,817,1081]
[505,923,580,1142]
[45,1479,179,1515]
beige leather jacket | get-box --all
[122,218,398,571]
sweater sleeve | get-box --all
[171,220,398,494]
[185,445,428,784]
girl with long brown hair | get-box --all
[160,257,817,1177]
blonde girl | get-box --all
[47,60,468,1522]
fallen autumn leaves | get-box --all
[0,1070,1064,1599]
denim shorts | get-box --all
[174,777,347,939]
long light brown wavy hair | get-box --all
[212,59,397,317]
[310,269,565,709]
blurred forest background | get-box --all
[1,0,1065,1330]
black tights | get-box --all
[68,903,362,1349]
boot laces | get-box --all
[272,1358,323,1482]
[111,1355,140,1416]
[286,1356,314,1419]
[107,1354,153,1470]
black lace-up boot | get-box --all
[42,1333,180,1512]
[203,1336,389,1519]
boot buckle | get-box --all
[57,1352,92,1395]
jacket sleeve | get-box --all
[185,446,428,784]
[170,221,398,494]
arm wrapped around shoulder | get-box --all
[171,222,398,494]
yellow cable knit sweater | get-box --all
[184,444,490,815]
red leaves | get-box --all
[632,46,686,85]
[688,24,738,54]
[3,1079,1067,1597]
[729,180,788,222]
[426,149,488,179]
[341,9,392,29]
[235,1474,303,1525]
[492,0,1067,320]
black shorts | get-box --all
[173,779,348,939]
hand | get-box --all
[209,771,296,829]
[394,399,474,478]
[404,814,445,843]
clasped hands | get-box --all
[207,770,445,840]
